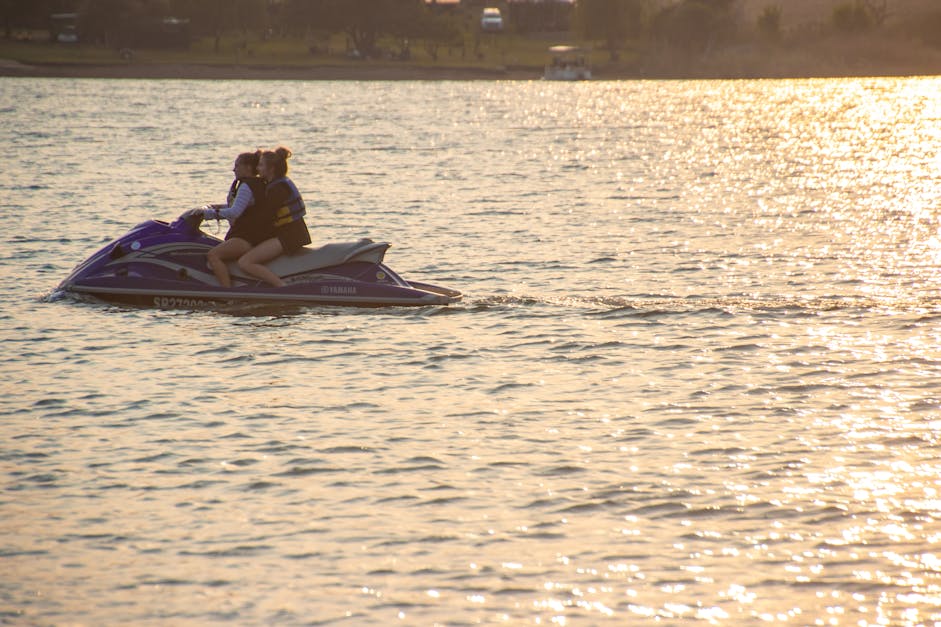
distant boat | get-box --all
[543,45,591,81]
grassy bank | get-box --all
[0,32,570,76]
[2,30,940,80]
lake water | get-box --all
[2,76,941,625]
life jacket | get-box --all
[226,176,266,208]
[267,177,306,228]
[221,177,268,241]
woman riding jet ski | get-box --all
[59,145,460,309]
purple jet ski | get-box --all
[58,213,462,309]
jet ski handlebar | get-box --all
[174,208,206,233]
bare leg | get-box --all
[207,238,251,288]
[238,238,286,287]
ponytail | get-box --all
[261,146,292,179]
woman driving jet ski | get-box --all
[188,150,271,288]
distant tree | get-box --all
[415,11,461,61]
[323,0,424,58]
[863,0,888,27]
[1,0,66,38]
[141,0,172,18]
[75,0,193,48]
[508,1,574,34]
[173,0,225,51]
[78,0,130,47]
[651,0,738,54]
[576,0,644,61]
[231,0,266,38]
[832,1,872,34]
[169,0,264,52]
[2,0,26,38]
[904,8,941,49]
[279,0,324,36]
[276,0,329,49]
[757,5,781,41]
[276,0,424,58]
[386,0,434,58]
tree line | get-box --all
[576,0,918,60]
[2,0,934,62]
[0,0,733,56]
[4,0,471,53]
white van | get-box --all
[481,7,504,32]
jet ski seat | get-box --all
[227,238,390,281]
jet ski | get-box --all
[57,213,462,309]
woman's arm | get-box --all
[204,185,254,223]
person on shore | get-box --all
[195,150,270,288]
[237,147,311,287]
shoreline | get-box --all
[3,43,941,82]
[0,59,541,81]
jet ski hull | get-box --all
[58,218,461,309]
[65,277,458,308]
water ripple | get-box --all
[5,76,941,626]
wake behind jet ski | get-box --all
[57,212,461,309]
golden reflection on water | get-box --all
[8,77,941,624]
[504,78,941,624]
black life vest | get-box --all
[223,176,268,241]
[227,176,266,208]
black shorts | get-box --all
[226,217,275,247]
[276,220,311,253]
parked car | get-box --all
[480,7,504,32]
